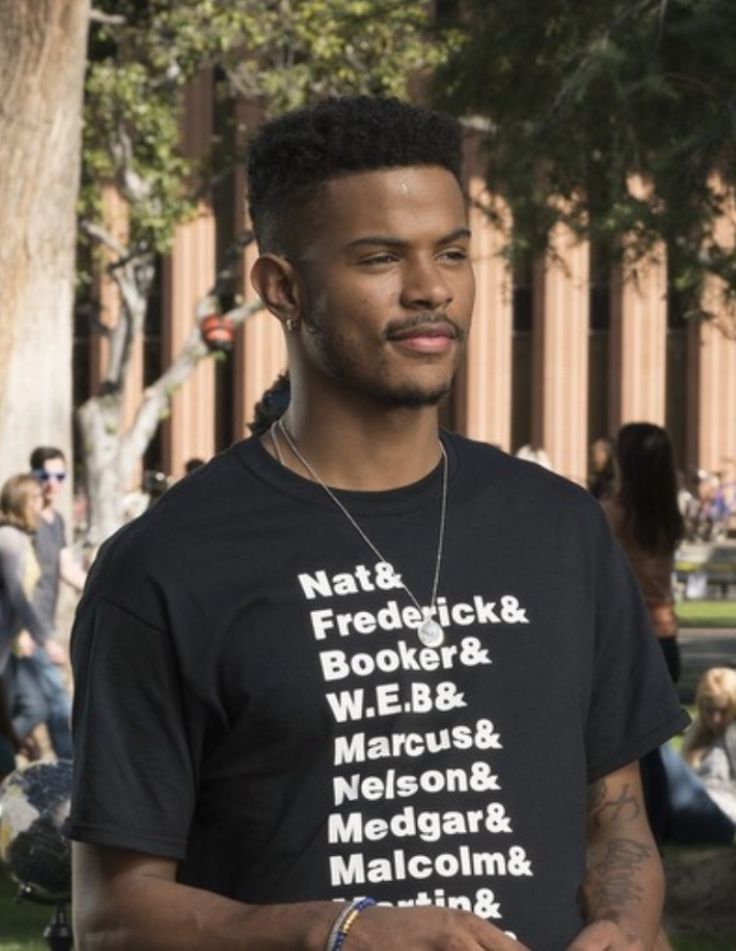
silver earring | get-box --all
[285,317,298,333]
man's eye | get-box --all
[439,248,469,262]
[359,254,396,266]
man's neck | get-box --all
[40,504,56,523]
[270,402,443,492]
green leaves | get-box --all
[433,0,736,316]
[81,0,448,260]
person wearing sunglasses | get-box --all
[7,447,86,760]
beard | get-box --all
[303,308,459,409]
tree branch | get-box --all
[110,127,153,204]
[89,10,127,26]
[103,254,154,391]
[80,219,129,260]
[122,298,265,461]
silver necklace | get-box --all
[270,424,285,465]
[273,418,448,649]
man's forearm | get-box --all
[579,767,664,948]
[580,834,663,945]
[73,844,527,951]
[75,864,335,951]
[60,547,87,592]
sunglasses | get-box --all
[34,470,66,483]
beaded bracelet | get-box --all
[325,897,377,951]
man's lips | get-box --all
[387,321,458,354]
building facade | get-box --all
[76,76,736,495]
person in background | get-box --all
[0,665,38,780]
[0,475,52,755]
[660,667,736,843]
[602,423,684,683]
[0,678,19,780]
[514,444,553,471]
[685,470,730,542]
[588,437,615,502]
[184,458,206,475]
[11,447,86,760]
[30,447,87,629]
[123,470,174,521]
[602,423,686,847]
[143,469,173,509]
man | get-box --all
[10,447,85,759]
[68,97,687,950]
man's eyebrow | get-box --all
[346,227,472,250]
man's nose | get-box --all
[400,258,453,311]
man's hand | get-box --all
[348,905,529,951]
[74,844,531,951]
[13,630,36,658]
[565,919,646,950]
[60,546,87,592]
[18,732,42,761]
[44,638,68,666]
[566,920,674,951]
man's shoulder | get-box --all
[448,431,594,507]
[79,441,272,626]
[90,440,262,569]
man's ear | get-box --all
[250,254,303,331]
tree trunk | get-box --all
[77,393,129,547]
[77,295,263,548]
[0,0,89,484]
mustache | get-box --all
[384,312,466,343]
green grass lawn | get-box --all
[672,939,736,950]
[676,599,736,628]
[0,870,55,951]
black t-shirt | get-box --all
[67,433,687,949]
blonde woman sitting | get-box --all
[661,667,736,843]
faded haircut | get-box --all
[246,96,463,255]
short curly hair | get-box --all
[247,96,463,254]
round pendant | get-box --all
[418,618,444,648]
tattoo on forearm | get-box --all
[581,837,652,921]
[587,780,640,827]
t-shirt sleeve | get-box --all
[584,509,689,782]
[66,596,196,859]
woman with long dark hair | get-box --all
[603,422,685,682]
[603,424,687,849]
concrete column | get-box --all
[608,249,668,430]
[531,223,590,484]
[455,178,513,449]
[161,72,216,477]
[686,179,736,491]
[687,317,736,483]
[230,99,287,441]
[91,183,144,487]
[232,215,286,437]
[608,176,668,433]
